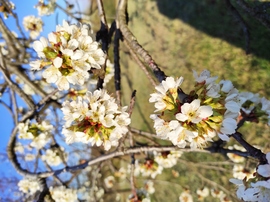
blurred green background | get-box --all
[89,0,270,201]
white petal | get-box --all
[225,100,241,113]
[197,105,213,119]
[175,113,188,122]
[257,164,270,177]
[56,76,70,90]
[53,57,63,68]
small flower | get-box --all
[175,99,213,124]
[193,69,217,84]
[18,120,52,149]
[34,0,56,16]
[23,15,43,39]
[179,190,193,202]
[196,187,209,200]
[149,76,183,112]
[42,148,64,166]
[50,186,78,202]
[104,176,115,188]
[134,159,163,179]
[233,164,255,180]
[154,151,182,168]
[144,180,155,194]
[227,145,246,163]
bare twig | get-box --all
[123,40,157,87]
[0,65,35,109]
[39,146,209,178]
[117,0,167,82]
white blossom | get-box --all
[179,190,193,202]
[23,15,43,39]
[18,178,41,195]
[154,151,182,168]
[104,176,115,188]
[175,99,213,124]
[18,120,52,149]
[193,69,217,84]
[31,20,105,90]
[196,187,209,198]
[62,89,130,150]
[35,0,56,16]
[149,76,184,112]
[42,148,63,166]
[50,186,78,202]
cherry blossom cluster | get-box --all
[49,186,78,202]
[23,15,43,39]
[230,152,270,201]
[153,150,182,168]
[18,178,41,195]
[134,151,182,178]
[41,147,66,167]
[30,20,105,90]
[18,120,52,149]
[134,158,163,179]
[34,0,56,16]
[61,89,131,150]
[149,70,270,149]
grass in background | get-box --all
[91,0,270,201]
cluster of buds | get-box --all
[61,89,130,150]
[30,20,105,90]
[149,70,245,149]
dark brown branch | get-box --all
[231,132,266,163]
[113,24,122,105]
[96,0,111,89]
[117,0,167,82]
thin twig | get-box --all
[39,146,209,178]
[123,39,157,87]
[0,65,35,109]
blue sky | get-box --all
[0,0,88,198]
